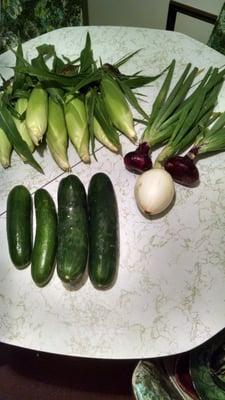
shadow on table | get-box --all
[0,342,137,399]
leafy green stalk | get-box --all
[80,32,96,74]
[143,64,198,144]
[147,59,176,127]
[0,99,43,173]
[85,88,96,158]
[117,78,149,120]
[189,112,225,155]
[154,89,208,167]
[94,93,121,152]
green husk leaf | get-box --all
[117,78,149,119]
[46,95,70,171]
[31,44,56,71]
[80,32,95,74]
[12,42,26,94]
[85,89,97,159]
[94,94,120,150]
[0,100,43,173]
[123,74,166,89]
[52,55,66,74]
[113,49,142,69]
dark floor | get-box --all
[0,343,137,399]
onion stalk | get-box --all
[165,112,225,186]
[154,66,225,169]
[124,64,224,175]
[142,61,199,148]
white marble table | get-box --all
[0,26,225,359]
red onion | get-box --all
[124,142,152,174]
[164,155,199,187]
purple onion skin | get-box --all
[164,155,199,187]
[124,142,152,174]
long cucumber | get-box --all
[88,172,119,289]
[31,188,57,287]
[6,185,32,269]
[57,175,89,284]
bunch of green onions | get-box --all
[124,60,225,185]
[164,111,225,186]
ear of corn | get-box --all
[0,127,12,168]
[26,87,48,146]
[93,117,120,152]
[64,96,90,163]
[100,76,137,141]
[14,98,35,153]
[46,96,70,171]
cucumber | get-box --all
[88,172,119,289]
[31,188,57,287]
[6,185,32,269]
[57,175,88,284]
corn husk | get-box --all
[100,76,137,141]
[26,87,48,146]
[0,127,12,168]
[46,96,70,171]
[64,96,90,163]
[93,117,120,152]
[14,97,35,153]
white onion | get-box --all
[134,168,175,215]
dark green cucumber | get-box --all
[88,172,119,289]
[31,188,57,287]
[6,185,32,269]
[57,175,88,284]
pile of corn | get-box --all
[0,77,137,171]
[0,33,164,173]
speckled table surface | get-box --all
[0,26,225,360]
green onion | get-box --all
[142,63,199,148]
[191,112,225,155]
[163,112,225,187]
[154,67,225,168]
